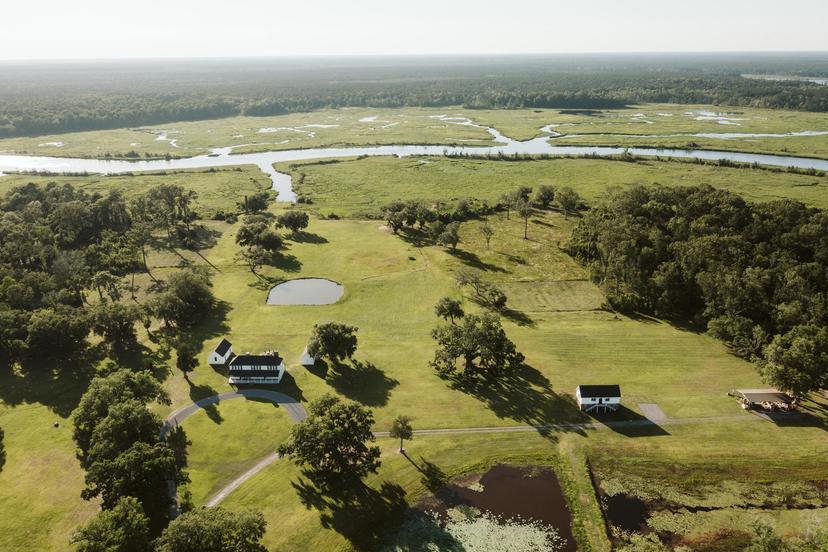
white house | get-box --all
[300,347,315,367]
[228,352,286,385]
[576,385,621,412]
[208,339,233,365]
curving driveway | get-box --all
[162,388,307,514]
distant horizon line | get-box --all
[1,50,827,64]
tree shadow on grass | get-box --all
[495,250,527,265]
[291,474,408,551]
[306,358,329,379]
[326,359,399,407]
[0,351,99,417]
[501,307,535,327]
[271,252,302,273]
[185,379,223,424]
[166,425,190,469]
[290,231,329,244]
[584,406,671,437]
[448,248,508,273]
[447,363,589,439]
[404,454,457,502]
[111,340,173,379]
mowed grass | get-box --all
[285,155,828,215]
[0,370,98,551]
[179,399,293,506]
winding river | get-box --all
[2,119,828,202]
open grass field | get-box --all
[179,400,294,506]
[285,154,828,214]
[1,149,827,550]
[1,104,826,159]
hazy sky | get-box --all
[3,0,827,60]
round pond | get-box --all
[267,278,344,305]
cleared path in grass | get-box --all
[162,388,307,514]
[176,392,786,509]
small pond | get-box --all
[267,278,344,305]
[410,464,577,552]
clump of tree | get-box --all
[150,268,215,329]
[381,198,491,237]
[156,507,267,552]
[456,270,508,312]
[234,215,285,275]
[306,322,358,363]
[239,191,274,214]
[71,369,186,533]
[555,187,582,219]
[0,181,220,368]
[431,313,525,380]
[570,184,828,398]
[278,394,380,481]
[276,210,310,235]
[533,184,555,209]
[71,496,153,552]
[435,297,464,324]
[389,415,414,453]
[479,221,494,249]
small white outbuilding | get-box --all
[576,385,621,412]
[300,347,316,367]
[208,338,233,366]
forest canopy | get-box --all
[570,184,828,398]
[1,53,828,137]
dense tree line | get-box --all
[0,181,218,369]
[2,55,828,137]
[570,185,828,398]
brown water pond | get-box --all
[416,464,577,552]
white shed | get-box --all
[208,338,233,366]
[300,347,315,367]
[576,385,621,412]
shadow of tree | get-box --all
[290,231,329,244]
[0,351,99,417]
[501,307,535,327]
[448,249,508,273]
[495,250,527,265]
[186,223,222,251]
[306,358,329,379]
[166,425,190,469]
[447,363,588,438]
[404,454,454,497]
[270,253,302,273]
[111,340,173,379]
[185,300,231,353]
[326,359,399,407]
[186,379,223,424]
[291,475,407,551]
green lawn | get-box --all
[178,399,293,506]
[284,155,828,216]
